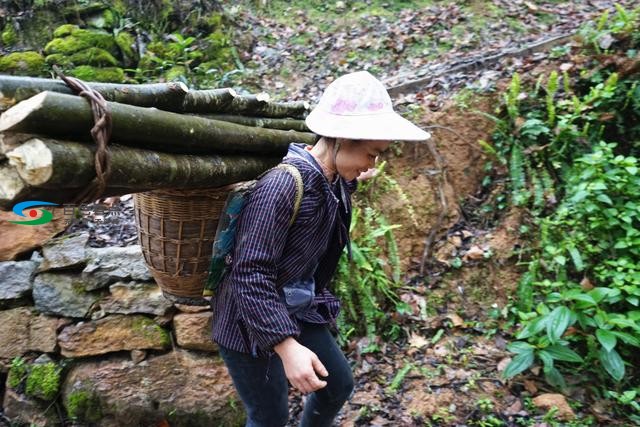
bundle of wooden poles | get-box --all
[0,75,317,209]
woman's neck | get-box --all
[308,137,337,182]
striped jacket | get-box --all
[211,143,356,356]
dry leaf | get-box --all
[409,332,429,349]
[446,313,464,327]
[497,356,512,372]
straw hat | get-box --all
[305,71,431,141]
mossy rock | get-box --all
[65,389,102,423]
[53,24,79,38]
[0,51,45,76]
[44,29,118,57]
[62,2,109,20]
[87,8,118,30]
[46,47,118,67]
[69,65,124,83]
[163,65,188,82]
[146,40,180,62]
[115,31,137,65]
[131,316,171,346]
[1,24,18,46]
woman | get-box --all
[211,71,430,427]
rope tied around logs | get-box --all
[53,65,112,204]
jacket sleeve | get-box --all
[228,168,300,351]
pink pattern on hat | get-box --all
[367,101,385,111]
[330,99,358,114]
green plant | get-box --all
[25,362,62,401]
[386,362,413,394]
[7,357,27,389]
[505,142,640,389]
[578,5,639,54]
[333,203,402,346]
[332,165,405,346]
[489,8,640,422]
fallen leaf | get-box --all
[497,356,512,372]
[409,332,429,349]
[446,313,464,327]
[464,245,485,260]
[524,379,538,394]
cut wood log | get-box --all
[1,76,312,118]
[195,114,309,132]
[228,96,310,119]
[0,133,36,159]
[0,162,82,209]
[0,75,189,111]
[6,138,283,191]
[181,88,237,113]
[183,90,310,118]
[0,91,317,154]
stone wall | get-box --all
[0,231,242,426]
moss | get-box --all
[146,40,179,62]
[132,316,171,347]
[1,24,18,46]
[66,389,103,422]
[62,2,108,20]
[70,279,87,295]
[53,24,79,38]
[7,357,27,389]
[44,29,118,56]
[164,65,187,82]
[46,47,118,67]
[0,51,45,76]
[115,31,137,64]
[69,65,124,83]
[87,9,117,30]
[25,362,61,401]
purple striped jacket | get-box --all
[211,143,356,356]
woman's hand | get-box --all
[356,167,379,182]
[274,337,328,393]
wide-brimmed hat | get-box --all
[305,71,431,141]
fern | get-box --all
[509,142,528,206]
[546,71,559,127]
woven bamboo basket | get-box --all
[133,187,232,304]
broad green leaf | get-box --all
[544,344,584,363]
[596,329,617,352]
[506,341,535,354]
[608,317,640,331]
[516,316,547,340]
[544,364,567,389]
[538,350,554,368]
[571,190,589,203]
[610,330,640,347]
[568,247,584,271]
[589,287,614,302]
[568,293,597,306]
[596,194,613,205]
[503,351,534,379]
[599,347,625,382]
[547,306,572,343]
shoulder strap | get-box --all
[273,163,304,227]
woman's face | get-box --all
[335,139,391,181]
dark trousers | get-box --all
[219,322,355,427]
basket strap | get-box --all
[274,163,304,227]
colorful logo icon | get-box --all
[10,201,59,225]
